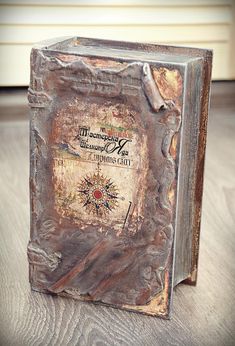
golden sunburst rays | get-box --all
[77,163,120,217]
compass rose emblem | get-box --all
[77,163,120,216]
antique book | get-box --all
[28,36,212,318]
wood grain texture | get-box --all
[0,83,235,345]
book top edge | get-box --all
[32,36,213,64]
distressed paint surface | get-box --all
[28,37,212,318]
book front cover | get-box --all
[28,49,183,317]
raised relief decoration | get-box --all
[28,37,212,318]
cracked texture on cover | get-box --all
[28,49,182,316]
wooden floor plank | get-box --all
[0,84,235,346]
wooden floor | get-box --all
[0,83,235,346]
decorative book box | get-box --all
[28,37,212,318]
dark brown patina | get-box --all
[28,37,212,318]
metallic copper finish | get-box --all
[28,37,212,318]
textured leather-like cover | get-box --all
[28,37,212,318]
